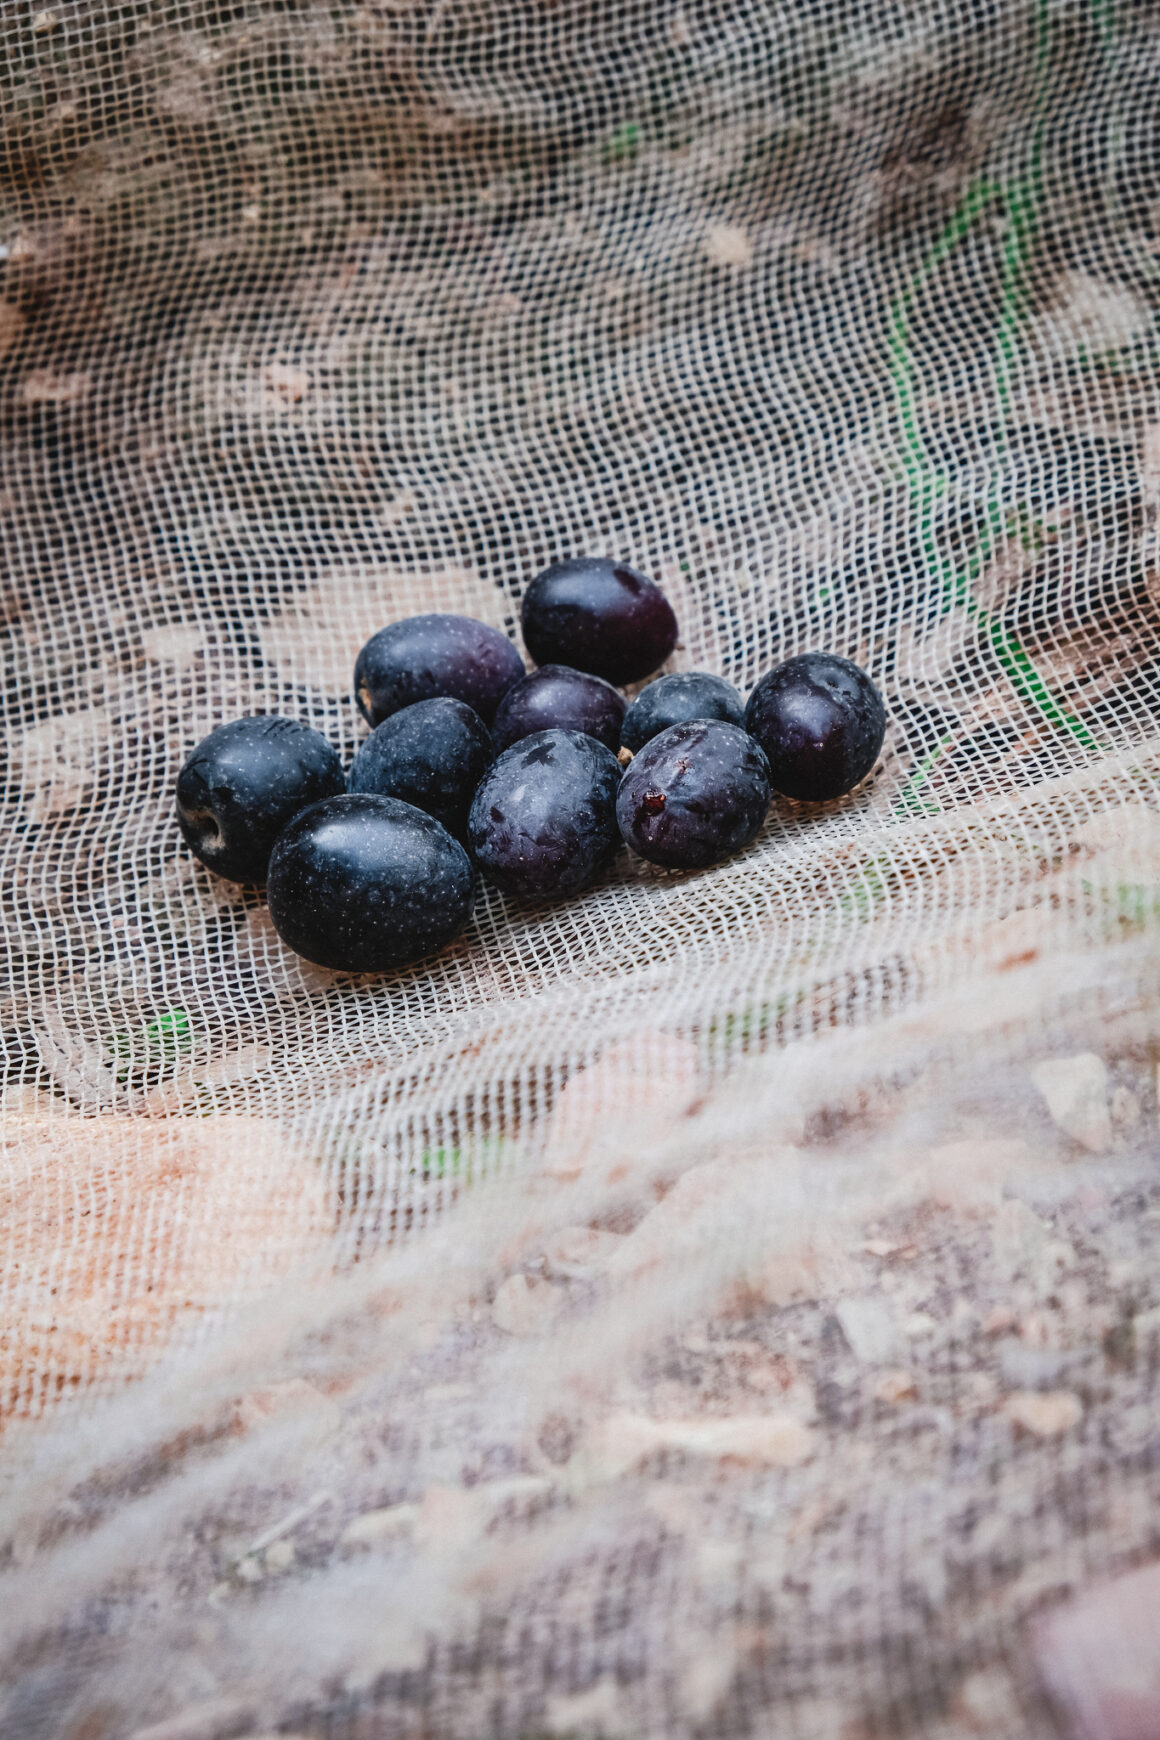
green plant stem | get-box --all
[887,0,1098,799]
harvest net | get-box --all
[5,1,1160,1734]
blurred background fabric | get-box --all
[4,2,1160,1734]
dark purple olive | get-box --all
[744,654,886,801]
[492,665,626,753]
[467,729,622,899]
[521,557,678,685]
[620,671,745,753]
[175,716,345,884]
[616,719,770,869]
[346,697,493,841]
[267,793,474,972]
[354,614,524,727]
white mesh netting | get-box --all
[5,1,1160,1735]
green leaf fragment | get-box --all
[109,1008,195,1078]
[605,121,641,163]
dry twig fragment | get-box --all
[1003,1390,1083,1438]
[21,369,93,404]
[0,300,26,361]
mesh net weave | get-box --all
[5,1,1160,1735]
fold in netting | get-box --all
[4,1,1160,1735]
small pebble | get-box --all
[1030,1053,1112,1152]
[1032,1558,1160,1740]
[834,1295,904,1365]
[492,1272,561,1336]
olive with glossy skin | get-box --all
[467,728,621,898]
[492,664,626,754]
[267,793,474,972]
[347,697,493,840]
[175,716,345,884]
[354,614,524,728]
[745,653,886,802]
[620,670,745,754]
[521,557,678,685]
[616,719,771,869]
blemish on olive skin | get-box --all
[187,809,225,853]
[640,790,667,816]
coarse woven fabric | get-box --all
[3,1,1160,1736]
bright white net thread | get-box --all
[4,1,1160,1735]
